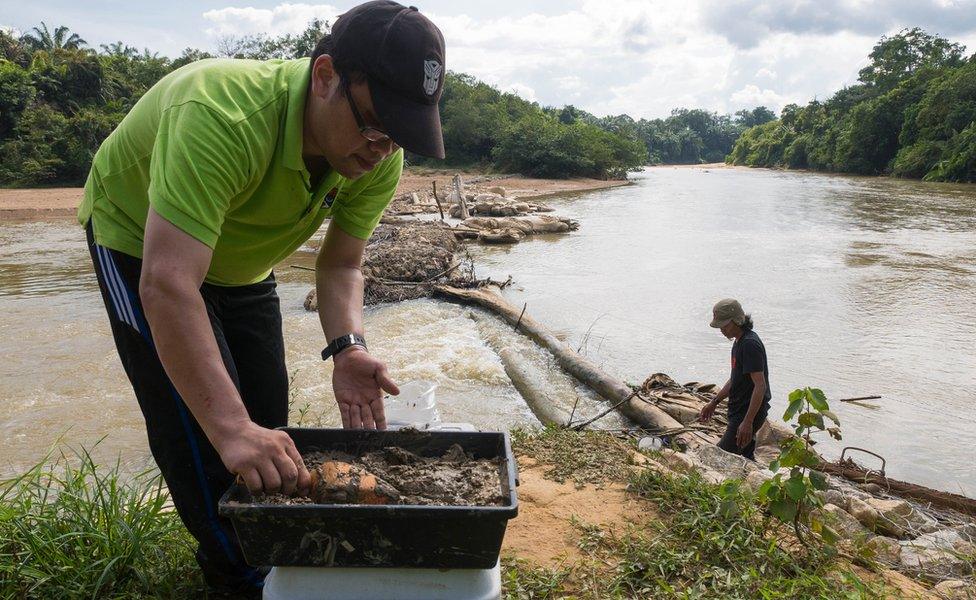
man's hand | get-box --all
[213,421,311,495]
[698,400,719,423]
[332,347,399,429]
[736,419,754,449]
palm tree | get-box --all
[100,41,137,58]
[20,22,87,52]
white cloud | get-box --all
[506,83,538,102]
[202,3,341,37]
[197,1,976,119]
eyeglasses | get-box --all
[341,77,391,144]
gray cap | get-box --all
[710,298,746,328]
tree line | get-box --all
[0,20,639,185]
[728,28,976,183]
[0,20,782,187]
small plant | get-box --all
[758,387,842,546]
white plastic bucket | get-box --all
[385,380,440,429]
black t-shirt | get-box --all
[728,329,771,418]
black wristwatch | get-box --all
[321,334,368,361]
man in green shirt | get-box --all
[79,2,445,595]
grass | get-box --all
[511,425,636,486]
[0,445,203,599]
[504,428,894,599]
[0,430,906,599]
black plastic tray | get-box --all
[218,427,518,568]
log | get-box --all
[434,285,685,434]
[453,174,469,220]
[498,347,571,427]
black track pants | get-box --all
[86,222,288,595]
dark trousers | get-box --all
[718,409,768,461]
[86,223,288,595]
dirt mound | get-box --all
[260,443,505,507]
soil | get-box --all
[259,443,506,507]
[501,456,652,568]
[0,168,628,221]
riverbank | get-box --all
[1,428,954,598]
[0,168,629,221]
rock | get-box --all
[303,288,318,312]
[858,482,884,495]
[900,530,975,579]
[699,469,726,485]
[933,580,975,599]
[865,497,936,539]
[691,444,760,480]
[488,186,507,197]
[742,469,774,492]
[478,228,523,244]
[658,450,696,473]
[956,523,976,544]
[814,504,872,540]
[863,535,902,564]
[754,420,793,447]
[824,490,850,511]
[847,496,881,531]
[752,444,781,466]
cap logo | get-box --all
[423,59,442,96]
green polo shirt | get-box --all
[78,57,402,286]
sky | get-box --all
[4,0,976,120]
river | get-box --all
[1,165,974,495]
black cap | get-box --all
[332,1,446,159]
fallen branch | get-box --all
[572,392,635,431]
[838,395,882,403]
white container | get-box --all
[385,380,440,429]
[262,561,501,600]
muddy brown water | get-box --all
[1,166,974,496]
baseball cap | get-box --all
[331,1,446,159]
[710,298,746,328]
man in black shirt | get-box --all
[698,298,771,460]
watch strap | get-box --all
[321,334,368,361]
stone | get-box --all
[900,529,975,579]
[488,186,507,197]
[823,490,851,511]
[742,469,774,493]
[754,420,793,446]
[865,497,935,539]
[933,580,975,600]
[847,496,881,531]
[303,288,318,312]
[699,469,726,485]
[658,450,696,473]
[858,482,884,495]
[752,444,780,466]
[822,504,872,540]
[690,444,760,480]
[863,535,902,564]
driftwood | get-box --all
[498,347,571,427]
[819,459,976,518]
[434,285,685,435]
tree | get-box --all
[858,27,965,91]
[20,22,87,52]
[735,106,776,128]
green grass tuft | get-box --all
[511,426,634,486]
[0,445,203,599]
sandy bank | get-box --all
[0,169,629,221]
